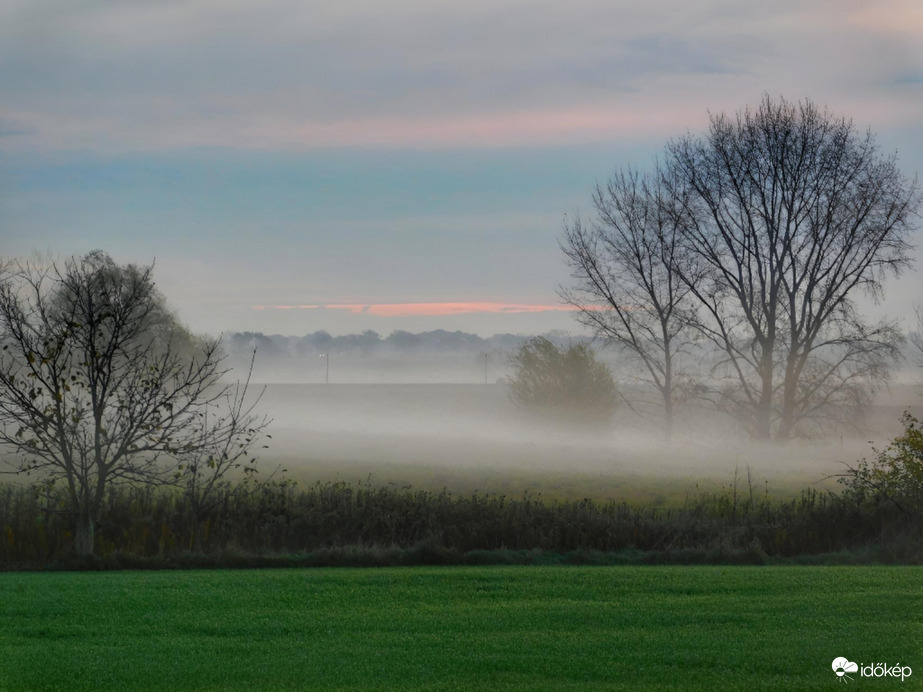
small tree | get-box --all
[0,251,268,555]
[508,336,617,426]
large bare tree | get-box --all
[561,168,694,438]
[0,251,267,554]
[666,96,918,439]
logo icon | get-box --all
[833,658,859,682]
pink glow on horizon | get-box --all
[5,102,699,153]
[325,302,582,316]
[293,106,691,149]
[10,94,922,154]
[254,302,587,317]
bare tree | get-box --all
[560,168,695,438]
[0,251,268,555]
[665,96,919,440]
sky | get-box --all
[1,0,922,337]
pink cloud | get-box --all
[291,107,687,149]
[254,302,587,316]
[4,103,700,153]
[323,302,582,317]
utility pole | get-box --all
[484,352,489,385]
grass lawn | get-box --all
[0,566,919,690]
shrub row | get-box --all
[0,475,920,569]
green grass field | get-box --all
[0,566,919,691]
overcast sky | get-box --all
[2,0,922,336]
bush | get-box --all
[839,412,923,517]
[508,337,617,426]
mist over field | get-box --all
[240,340,923,503]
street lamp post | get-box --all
[319,353,329,384]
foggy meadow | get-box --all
[230,330,923,504]
[2,96,922,567]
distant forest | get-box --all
[224,329,584,359]
[222,328,921,387]
[221,329,596,384]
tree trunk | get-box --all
[775,350,801,441]
[74,515,95,556]
[754,346,775,441]
[662,381,674,441]
[662,335,674,441]
[776,379,797,441]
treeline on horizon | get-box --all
[224,328,923,371]
[224,329,582,359]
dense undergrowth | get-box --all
[0,464,920,568]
